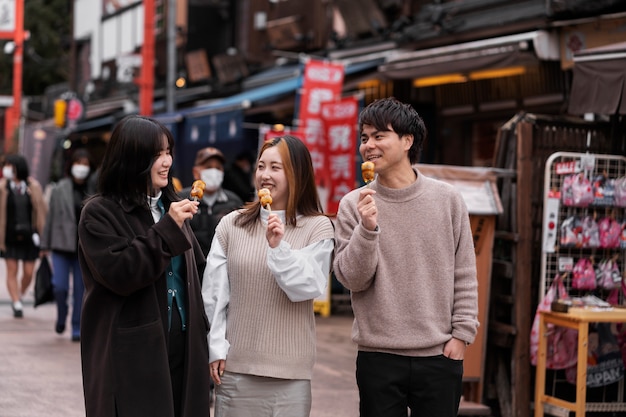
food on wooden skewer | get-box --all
[190,180,206,201]
[258,188,272,213]
[361,161,375,185]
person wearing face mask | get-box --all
[0,154,47,318]
[179,147,243,258]
[41,148,94,341]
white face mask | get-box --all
[71,164,90,180]
[200,168,224,192]
[2,166,13,180]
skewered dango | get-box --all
[361,161,375,185]
[258,188,272,212]
[190,180,206,201]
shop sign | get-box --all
[320,97,358,214]
[296,59,345,188]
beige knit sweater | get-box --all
[333,168,479,357]
[216,213,334,379]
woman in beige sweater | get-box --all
[202,135,334,417]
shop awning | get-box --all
[73,115,117,132]
[379,30,557,80]
[181,72,302,117]
[568,42,626,116]
[416,164,503,216]
[180,55,385,117]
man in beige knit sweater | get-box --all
[333,97,479,417]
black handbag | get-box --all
[34,257,54,307]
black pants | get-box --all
[169,299,186,417]
[356,351,463,417]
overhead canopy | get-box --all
[175,55,385,117]
[416,164,503,216]
[379,31,556,80]
[568,42,626,116]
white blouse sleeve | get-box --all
[267,238,334,302]
[201,235,230,363]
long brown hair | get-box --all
[235,135,326,229]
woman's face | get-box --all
[71,157,91,182]
[255,146,288,211]
[2,163,15,180]
[149,136,172,195]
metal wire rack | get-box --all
[540,151,626,300]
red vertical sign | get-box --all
[320,97,358,215]
[297,60,345,187]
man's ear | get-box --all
[403,134,414,151]
[192,166,201,180]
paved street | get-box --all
[0,259,359,417]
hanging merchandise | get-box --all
[572,257,596,290]
[598,217,621,249]
[560,216,582,248]
[580,215,600,248]
[595,257,622,290]
[613,176,626,207]
[591,173,615,206]
[561,173,594,207]
[541,152,626,299]
[530,274,578,370]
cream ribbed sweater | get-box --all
[333,168,479,356]
[216,213,334,379]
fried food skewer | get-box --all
[258,188,272,214]
[361,161,375,187]
[190,180,205,201]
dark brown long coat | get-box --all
[78,195,211,417]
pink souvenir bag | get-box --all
[572,257,596,290]
[530,274,578,369]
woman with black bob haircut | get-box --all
[78,115,212,417]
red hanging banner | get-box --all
[297,60,345,188]
[320,97,359,215]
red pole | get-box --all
[3,0,24,153]
[139,0,155,116]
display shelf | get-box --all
[537,151,626,417]
[540,152,626,299]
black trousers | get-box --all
[169,299,186,417]
[356,351,463,417]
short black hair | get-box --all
[358,97,427,164]
[66,148,94,177]
[5,154,29,180]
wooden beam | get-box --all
[513,119,533,417]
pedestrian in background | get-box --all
[223,149,256,203]
[41,148,94,341]
[179,146,242,257]
[203,135,334,417]
[333,97,479,417]
[0,154,47,318]
[78,115,211,417]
